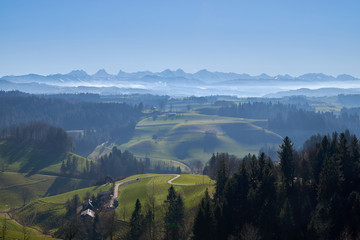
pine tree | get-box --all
[279,137,295,190]
[192,189,215,240]
[317,156,343,201]
[312,136,329,185]
[129,199,144,240]
[214,154,228,202]
[349,135,360,192]
[164,186,184,240]
[279,199,295,239]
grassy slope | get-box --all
[116,174,215,222]
[171,174,215,185]
[13,174,214,235]
[0,172,91,210]
[90,112,282,170]
[13,183,112,235]
[0,213,59,240]
[0,140,95,210]
[0,140,91,175]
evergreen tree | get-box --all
[164,186,184,240]
[349,135,360,192]
[279,137,295,190]
[317,156,343,201]
[192,189,215,240]
[129,199,144,240]
[279,199,295,239]
[142,209,154,240]
[214,154,228,202]
[312,136,329,185]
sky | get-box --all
[1,0,360,77]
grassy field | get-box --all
[171,174,215,185]
[13,183,112,235]
[0,139,98,210]
[0,172,92,210]
[89,112,282,170]
[0,212,59,240]
[12,174,214,236]
[0,140,92,176]
[116,174,215,222]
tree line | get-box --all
[0,91,143,156]
[194,131,360,239]
[0,122,73,152]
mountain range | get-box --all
[1,69,359,97]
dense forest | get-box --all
[200,101,360,146]
[211,101,360,133]
[195,131,360,240]
[0,91,143,156]
[0,122,74,152]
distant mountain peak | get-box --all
[337,74,358,80]
[66,70,89,77]
[196,69,211,74]
[298,73,335,81]
[93,69,111,77]
[256,73,272,79]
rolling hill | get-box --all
[0,139,95,210]
[89,112,283,170]
[11,173,214,238]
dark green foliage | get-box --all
[98,147,145,179]
[128,199,144,240]
[192,189,215,240]
[317,156,343,201]
[59,194,85,240]
[196,131,360,240]
[0,92,142,156]
[1,122,73,152]
[164,186,185,240]
[279,136,294,190]
[214,154,228,201]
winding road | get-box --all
[109,174,152,207]
[110,174,210,207]
[167,174,181,184]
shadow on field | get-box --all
[45,176,89,196]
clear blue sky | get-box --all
[1,0,359,77]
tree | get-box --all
[128,199,144,240]
[21,188,34,206]
[279,199,295,239]
[99,210,117,240]
[317,156,343,202]
[279,137,295,190]
[164,186,184,240]
[214,154,228,202]
[142,209,154,240]
[60,194,84,240]
[192,189,215,240]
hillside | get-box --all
[0,139,89,176]
[0,139,95,210]
[0,212,58,240]
[11,174,214,238]
[89,112,282,170]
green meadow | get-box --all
[89,111,283,171]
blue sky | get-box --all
[1,0,359,77]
